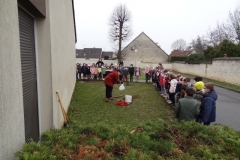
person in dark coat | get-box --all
[77,63,82,79]
[199,83,218,126]
[104,69,121,102]
[96,58,104,66]
[119,60,124,66]
[81,63,87,78]
[86,64,91,79]
[128,64,134,82]
[122,66,129,82]
[176,88,200,121]
[76,64,78,80]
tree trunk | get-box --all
[118,22,123,64]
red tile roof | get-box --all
[169,50,193,57]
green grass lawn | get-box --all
[139,73,146,80]
[136,70,150,80]
[68,81,175,128]
[16,80,240,160]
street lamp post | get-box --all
[134,49,137,67]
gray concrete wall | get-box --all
[48,0,76,129]
[172,63,206,76]
[0,1,25,159]
[36,0,76,131]
[35,2,53,133]
[163,58,240,86]
[206,58,240,85]
[161,63,173,70]
[121,33,168,63]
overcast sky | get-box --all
[74,0,239,54]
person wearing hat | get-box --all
[193,81,205,102]
[193,80,204,123]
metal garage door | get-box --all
[18,7,39,143]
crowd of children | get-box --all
[147,64,218,126]
[76,59,108,80]
[76,61,218,126]
[76,59,142,83]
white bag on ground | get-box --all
[119,84,125,91]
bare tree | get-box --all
[190,36,207,54]
[206,21,235,47]
[109,4,132,62]
[171,39,187,51]
[229,4,240,43]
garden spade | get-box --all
[56,90,71,127]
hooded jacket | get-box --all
[176,97,200,121]
[135,69,141,76]
[104,70,120,87]
[81,65,87,74]
[200,90,218,123]
[90,66,95,74]
[159,74,165,86]
[122,68,129,76]
[77,65,82,73]
[128,66,134,73]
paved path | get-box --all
[138,80,240,130]
[213,86,240,130]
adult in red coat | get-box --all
[104,70,121,102]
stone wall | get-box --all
[206,58,240,85]
[162,58,240,85]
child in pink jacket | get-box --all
[135,67,141,82]
[90,63,96,79]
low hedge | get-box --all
[16,120,240,159]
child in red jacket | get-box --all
[159,71,165,94]
[163,72,171,104]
